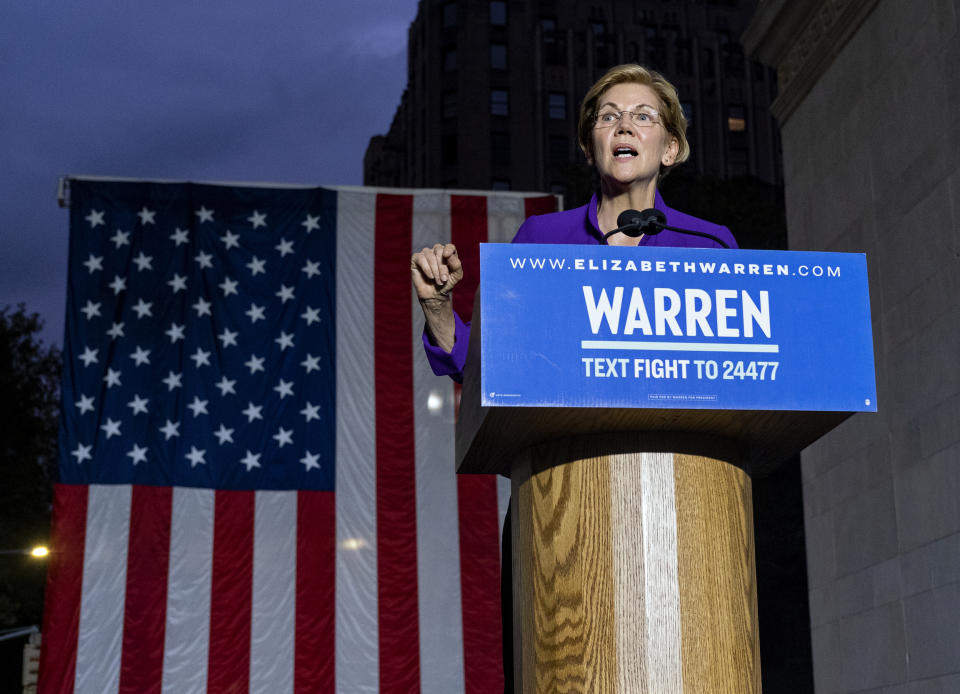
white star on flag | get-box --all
[166,323,185,343]
[195,206,214,223]
[276,285,295,303]
[246,304,266,323]
[214,425,234,445]
[137,207,156,225]
[301,214,320,232]
[79,347,98,366]
[195,251,214,269]
[301,307,321,325]
[84,255,103,273]
[131,346,151,366]
[132,299,153,318]
[300,402,321,422]
[81,301,101,320]
[100,418,122,439]
[275,332,294,350]
[107,322,125,339]
[128,395,149,415]
[85,210,105,228]
[274,380,294,399]
[248,210,267,228]
[170,228,190,246]
[190,348,211,368]
[162,371,182,391]
[160,420,180,440]
[273,427,293,448]
[111,230,130,247]
[193,297,212,317]
[127,445,148,465]
[301,354,321,373]
[302,260,321,278]
[300,451,321,471]
[104,369,122,388]
[76,395,95,414]
[239,450,262,471]
[72,443,93,462]
[276,238,294,256]
[242,402,263,422]
[220,277,238,296]
[132,252,153,271]
[187,397,209,417]
[247,257,266,276]
[186,446,206,467]
[221,231,240,249]
[245,355,265,374]
[109,275,127,294]
[215,376,236,396]
[168,274,187,293]
[219,328,238,347]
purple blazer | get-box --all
[423,191,737,381]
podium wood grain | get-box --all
[511,434,760,693]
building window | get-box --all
[491,179,511,191]
[490,1,506,25]
[443,91,457,120]
[548,92,566,120]
[443,133,458,165]
[491,133,511,166]
[443,2,456,28]
[490,43,507,69]
[444,47,456,71]
[549,135,568,163]
[491,89,509,116]
[727,105,746,132]
[542,19,565,65]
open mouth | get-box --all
[614,145,638,158]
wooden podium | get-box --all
[457,291,859,693]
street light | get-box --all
[0,546,50,558]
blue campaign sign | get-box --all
[479,243,877,412]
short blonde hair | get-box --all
[577,64,690,177]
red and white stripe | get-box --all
[39,187,557,694]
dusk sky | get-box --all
[1,1,419,346]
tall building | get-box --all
[365,0,781,203]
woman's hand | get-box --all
[410,243,463,301]
[410,243,463,352]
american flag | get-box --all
[42,178,557,693]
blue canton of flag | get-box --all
[59,180,336,491]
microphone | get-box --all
[602,208,730,248]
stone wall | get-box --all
[746,0,960,691]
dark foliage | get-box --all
[0,305,60,629]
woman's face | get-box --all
[585,82,679,190]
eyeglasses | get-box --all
[594,108,661,128]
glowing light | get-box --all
[341,538,367,551]
[427,390,443,413]
[31,546,49,558]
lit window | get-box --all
[548,92,566,120]
[491,89,509,116]
[490,1,506,25]
[727,105,746,132]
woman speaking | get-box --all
[412,63,737,379]
[409,63,738,689]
